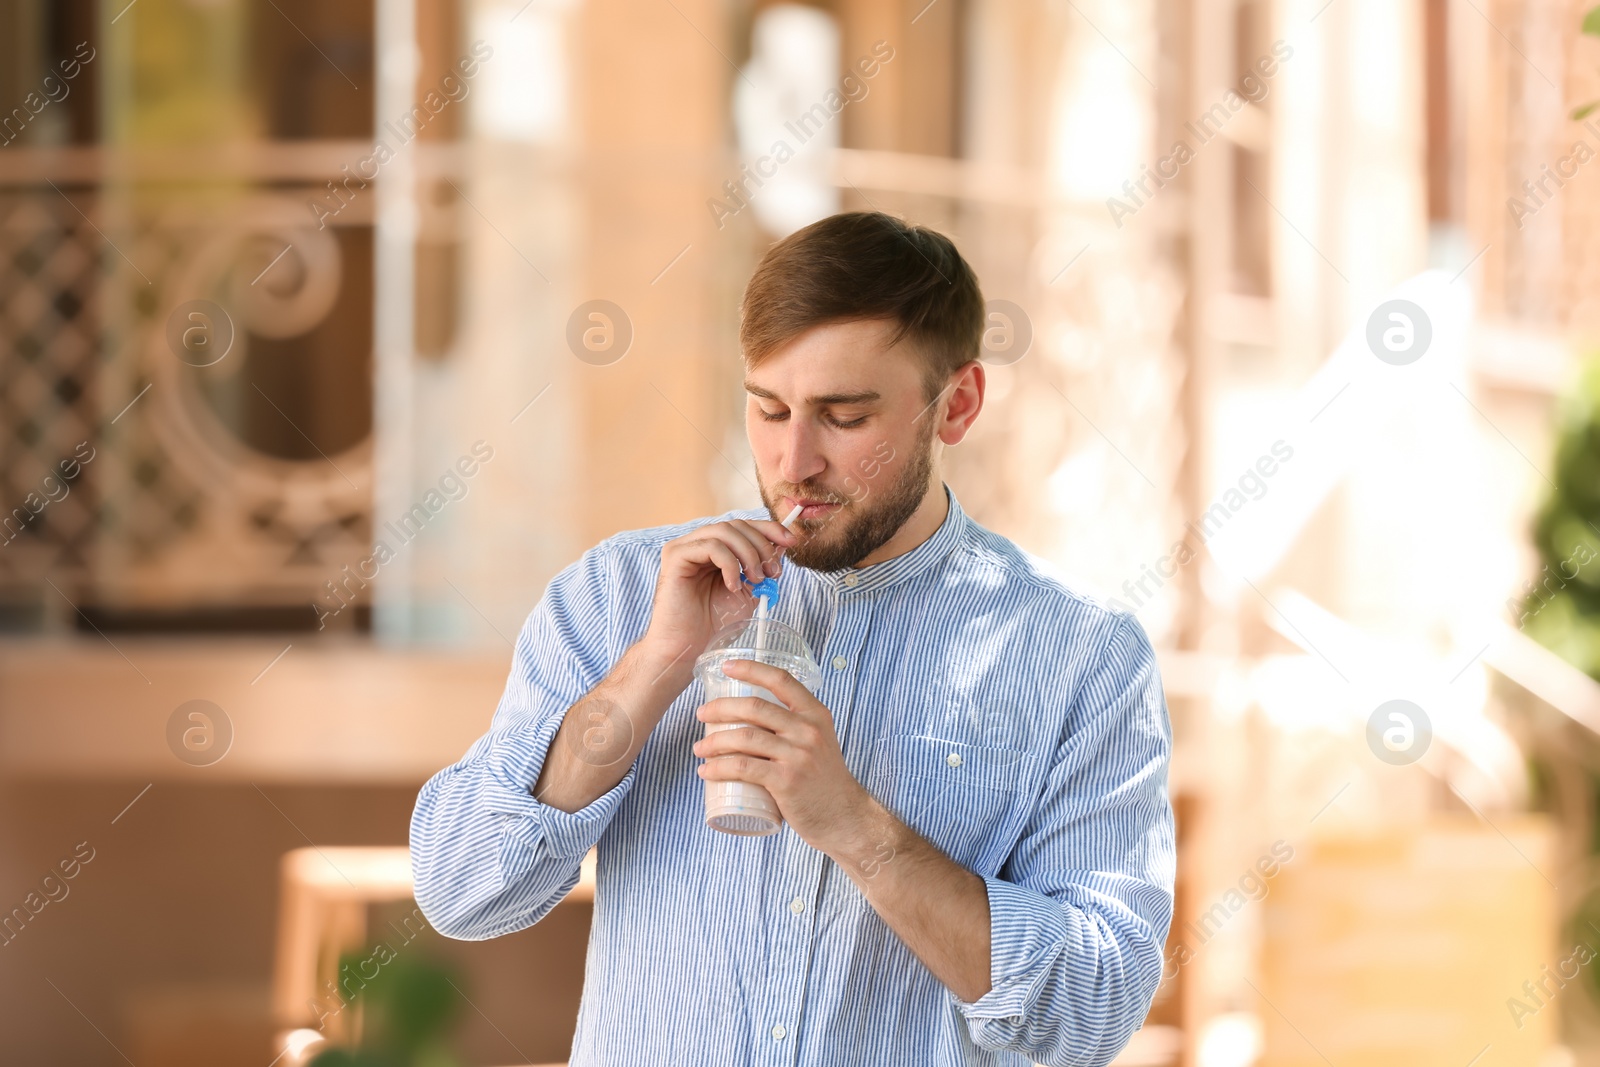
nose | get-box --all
[777,417,825,488]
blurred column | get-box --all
[838,0,961,157]
[373,0,419,640]
[1273,0,1427,368]
[570,0,730,549]
[439,0,586,642]
[1269,0,1430,636]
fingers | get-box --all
[717,660,820,723]
[744,517,802,548]
[697,680,825,753]
[695,724,804,789]
[696,752,774,786]
[670,523,786,592]
[693,723,792,764]
[717,520,779,582]
[697,694,791,732]
[691,539,746,593]
[722,519,789,579]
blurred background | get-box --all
[0,0,1596,1064]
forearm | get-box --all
[956,875,1166,1066]
[828,793,992,1002]
[533,635,694,812]
[412,636,688,937]
[411,762,590,939]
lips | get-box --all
[783,495,843,522]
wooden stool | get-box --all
[269,845,595,1065]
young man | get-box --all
[411,212,1175,1066]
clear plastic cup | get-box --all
[694,615,822,836]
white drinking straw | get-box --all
[755,592,770,650]
[756,505,804,651]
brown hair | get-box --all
[739,212,985,404]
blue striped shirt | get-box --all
[410,482,1175,1066]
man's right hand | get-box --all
[533,517,799,813]
[641,518,799,680]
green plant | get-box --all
[1522,359,1600,677]
[308,952,465,1067]
[1572,6,1600,120]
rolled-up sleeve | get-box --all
[409,538,639,940]
[949,612,1176,1067]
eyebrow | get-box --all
[743,381,882,406]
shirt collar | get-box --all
[801,481,968,597]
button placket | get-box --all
[762,838,820,1067]
[761,597,866,1067]
[819,601,872,802]
[766,605,847,1067]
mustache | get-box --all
[778,487,849,506]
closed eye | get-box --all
[757,408,868,429]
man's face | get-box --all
[744,318,943,571]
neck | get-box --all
[852,480,949,568]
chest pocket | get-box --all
[864,734,1038,874]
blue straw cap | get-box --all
[743,574,780,608]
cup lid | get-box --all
[695,615,822,689]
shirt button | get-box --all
[772,1023,787,1040]
[789,896,805,915]
[946,752,963,768]
[831,655,848,671]
[843,573,859,587]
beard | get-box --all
[756,421,937,572]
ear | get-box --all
[937,361,985,445]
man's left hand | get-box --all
[695,658,994,1003]
[693,658,870,854]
